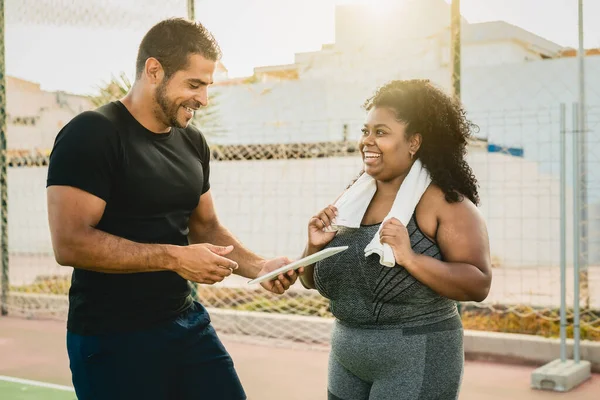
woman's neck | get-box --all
[375,173,407,197]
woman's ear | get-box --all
[409,133,422,155]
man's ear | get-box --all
[144,57,165,84]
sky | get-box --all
[5,0,600,96]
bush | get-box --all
[196,285,332,318]
[10,275,70,295]
[460,304,600,341]
[10,279,599,341]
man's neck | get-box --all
[120,85,170,134]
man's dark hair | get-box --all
[135,18,222,80]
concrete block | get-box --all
[531,359,592,392]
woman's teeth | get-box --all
[364,152,381,159]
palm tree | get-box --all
[191,92,222,140]
[89,72,222,139]
[89,72,132,108]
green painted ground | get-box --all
[0,380,76,400]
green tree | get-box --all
[191,91,222,140]
[90,72,132,108]
[90,72,222,140]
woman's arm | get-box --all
[298,243,325,289]
[380,196,492,302]
[405,200,492,301]
[299,204,339,290]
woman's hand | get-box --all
[308,205,338,249]
[379,218,416,266]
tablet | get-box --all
[247,246,349,285]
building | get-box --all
[210,0,598,147]
[7,0,600,267]
[204,0,600,266]
[7,76,94,151]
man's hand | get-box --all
[258,257,303,295]
[170,244,239,285]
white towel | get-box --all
[326,159,432,267]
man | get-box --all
[46,18,299,400]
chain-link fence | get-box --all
[2,0,599,345]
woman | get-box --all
[300,79,492,400]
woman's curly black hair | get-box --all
[362,79,480,205]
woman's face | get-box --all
[359,107,420,183]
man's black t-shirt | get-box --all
[47,101,211,335]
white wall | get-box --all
[7,79,94,150]
[208,51,600,264]
[8,147,574,269]
[7,125,39,150]
[8,106,84,150]
[444,41,543,68]
[210,56,600,202]
[211,56,600,142]
[462,57,600,201]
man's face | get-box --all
[154,53,216,129]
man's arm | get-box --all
[48,185,171,272]
[188,189,303,295]
[188,189,265,279]
[47,185,236,284]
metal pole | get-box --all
[187,0,195,21]
[559,103,567,362]
[574,0,586,362]
[0,0,9,316]
[450,0,461,316]
[577,0,589,310]
[450,0,461,100]
[187,2,198,302]
[572,102,581,363]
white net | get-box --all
[2,0,599,343]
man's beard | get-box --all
[154,81,186,129]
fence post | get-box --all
[450,0,461,316]
[0,0,9,316]
[572,102,581,363]
[450,0,461,100]
[559,103,567,362]
[187,0,195,21]
[187,0,199,302]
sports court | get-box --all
[3,0,600,399]
[0,378,75,400]
[1,317,599,400]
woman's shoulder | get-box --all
[420,184,477,210]
[417,183,448,216]
[415,184,481,239]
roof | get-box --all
[254,63,298,74]
[558,48,600,57]
[439,21,564,57]
[212,76,256,87]
[216,61,228,72]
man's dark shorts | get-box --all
[67,301,246,400]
